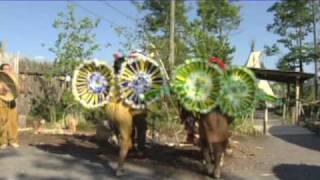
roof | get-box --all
[249,68,315,83]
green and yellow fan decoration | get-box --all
[217,67,257,118]
[72,60,114,109]
[171,59,223,113]
[117,54,165,109]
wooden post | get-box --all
[312,0,319,100]
[251,110,255,124]
[287,82,291,101]
[295,78,300,124]
[282,101,286,124]
[169,0,175,76]
[263,105,269,135]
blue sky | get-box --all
[0,0,315,72]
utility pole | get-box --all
[312,0,319,100]
[169,0,175,76]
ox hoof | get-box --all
[206,163,214,175]
[226,148,233,156]
[220,154,225,167]
[115,169,126,176]
[213,168,221,179]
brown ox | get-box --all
[198,108,233,179]
[104,98,147,176]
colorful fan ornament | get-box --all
[217,67,257,118]
[72,60,114,109]
[171,59,223,113]
[117,53,165,109]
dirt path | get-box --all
[0,126,320,180]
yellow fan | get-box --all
[117,54,165,109]
[72,60,114,109]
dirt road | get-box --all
[0,126,319,180]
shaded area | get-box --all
[34,135,204,176]
[0,132,251,179]
[273,164,320,180]
[270,126,320,152]
[31,134,244,180]
[0,149,19,159]
[16,174,75,180]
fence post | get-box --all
[263,106,269,135]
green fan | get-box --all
[218,67,257,118]
[172,59,223,113]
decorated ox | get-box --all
[199,109,233,178]
[72,54,165,176]
[172,59,257,179]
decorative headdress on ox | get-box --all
[72,53,166,110]
[117,53,165,109]
[171,58,257,118]
[171,59,223,113]
[72,60,114,109]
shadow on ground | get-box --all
[32,134,245,180]
[270,126,320,152]
[34,135,203,175]
[0,149,19,159]
[273,164,320,180]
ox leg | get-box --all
[136,118,147,157]
[199,122,213,175]
[116,122,133,176]
[212,141,227,179]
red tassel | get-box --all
[209,57,226,70]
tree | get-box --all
[266,0,314,72]
[188,20,236,64]
[42,5,102,123]
[49,4,101,75]
[195,0,241,64]
[134,0,190,71]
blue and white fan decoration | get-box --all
[72,60,114,109]
[117,53,165,109]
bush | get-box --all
[147,97,185,142]
[230,117,262,136]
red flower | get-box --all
[209,57,226,70]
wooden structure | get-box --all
[250,67,314,130]
[0,41,20,74]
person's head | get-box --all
[0,63,12,73]
[113,51,123,60]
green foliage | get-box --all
[264,44,280,56]
[197,0,241,37]
[147,97,184,139]
[266,0,314,71]
[77,120,96,131]
[30,4,103,126]
[230,117,262,136]
[195,0,241,64]
[134,0,191,69]
[188,20,236,64]
[30,78,66,122]
[49,4,101,76]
